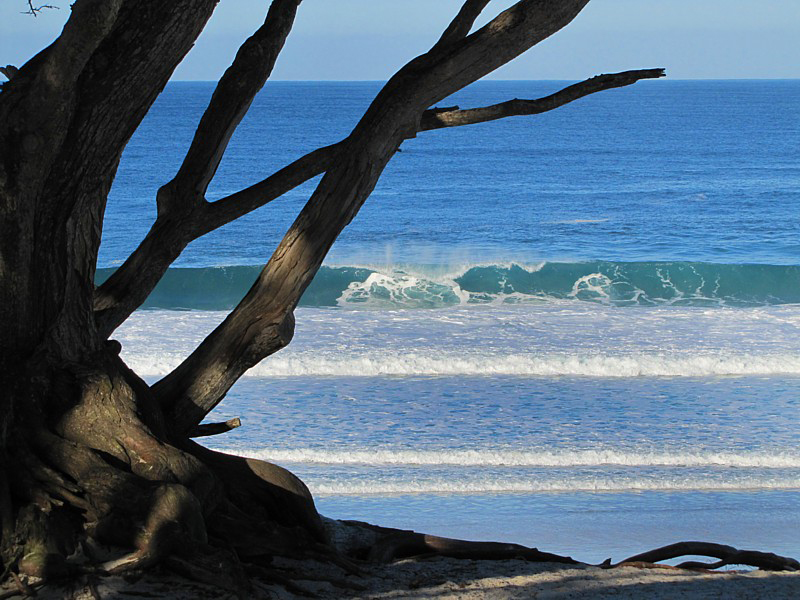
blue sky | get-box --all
[1,1,798,80]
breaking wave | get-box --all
[232,448,800,469]
[306,476,800,496]
[96,261,800,310]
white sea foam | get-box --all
[337,272,471,308]
[332,263,548,309]
[325,260,547,280]
[226,447,800,469]
[307,476,800,496]
[118,304,800,378]
[286,352,800,377]
[127,351,800,378]
[208,446,800,496]
[546,218,610,224]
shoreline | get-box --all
[313,489,800,565]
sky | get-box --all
[1,1,798,81]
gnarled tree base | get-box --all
[0,349,332,599]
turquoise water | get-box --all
[108,80,800,562]
[99,261,800,309]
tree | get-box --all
[5,0,789,595]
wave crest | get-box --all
[96,261,800,310]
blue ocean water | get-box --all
[106,80,800,563]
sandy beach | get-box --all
[290,558,800,599]
[17,555,800,599]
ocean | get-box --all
[104,80,800,564]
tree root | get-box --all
[163,551,248,599]
[0,580,45,600]
[368,532,581,564]
[1,369,349,598]
[84,577,102,600]
[244,563,318,598]
[10,572,36,597]
[185,441,326,543]
[605,541,800,572]
[280,570,367,592]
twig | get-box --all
[22,2,58,17]
[190,418,241,438]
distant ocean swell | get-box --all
[97,262,800,310]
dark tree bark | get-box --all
[5,1,762,595]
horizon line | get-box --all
[169,77,800,83]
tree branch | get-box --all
[198,141,344,236]
[153,0,598,436]
[0,66,19,81]
[432,0,492,50]
[419,68,665,132]
[93,0,310,337]
[159,0,302,217]
[22,1,58,17]
[100,0,601,342]
[21,0,121,89]
[190,418,241,438]
[93,141,342,338]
